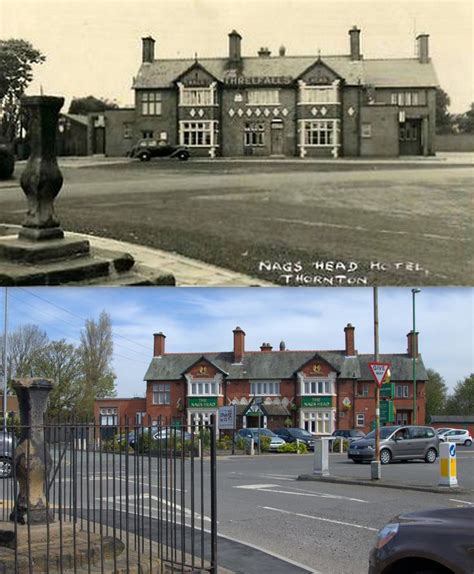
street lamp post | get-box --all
[412,288,421,425]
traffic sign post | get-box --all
[368,361,391,481]
[438,442,458,487]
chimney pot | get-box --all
[258,47,271,57]
[416,34,429,63]
[153,332,166,356]
[407,330,419,358]
[260,343,273,352]
[228,30,242,63]
[233,326,245,363]
[344,323,356,356]
[279,340,286,351]
[279,45,286,57]
[348,26,361,61]
[142,36,155,63]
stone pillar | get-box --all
[19,96,65,242]
[10,378,54,524]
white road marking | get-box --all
[449,499,474,506]
[261,506,378,531]
[235,484,278,489]
[234,484,368,503]
[259,474,295,481]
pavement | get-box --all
[0,224,272,287]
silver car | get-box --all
[348,425,439,465]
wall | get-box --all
[104,109,135,157]
[57,118,88,156]
[435,134,474,152]
[341,86,360,157]
[146,379,185,423]
[134,89,178,146]
[360,106,399,157]
[94,397,147,426]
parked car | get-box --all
[332,429,366,443]
[236,428,286,451]
[129,138,190,161]
[347,425,439,465]
[435,427,454,435]
[273,428,315,450]
[439,428,472,446]
[0,431,15,479]
[369,507,474,574]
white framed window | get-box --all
[395,385,409,398]
[302,410,333,434]
[361,123,372,138]
[303,120,339,147]
[356,413,365,427]
[302,379,333,395]
[180,121,218,147]
[357,383,369,397]
[299,86,339,104]
[392,91,424,106]
[250,381,280,396]
[152,383,170,405]
[190,381,221,396]
[135,411,146,425]
[244,123,265,146]
[247,89,279,105]
[180,87,216,106]
[100,408,117,426]
[141,92,162,116]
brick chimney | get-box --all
[407,330,419,358]
[228,30,242,63]
[260,343,273,352]
[349,26,361,61]
[153,332,166,357]
[258,47,271,58]
[344,323,356,356]
[142,36,155,63]
[233,326,245,363]
[416,34,429,64]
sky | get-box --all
[1,286,473,397]
[1,0,472,113]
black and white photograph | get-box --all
[0,1,473,574]
[0,0,472,286]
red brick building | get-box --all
[106,26,438,158]
[96,324,427,435]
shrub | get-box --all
[0,148,14,180]
[331,438,350,452]
[277,441,308,454]
[217,435,232,450]
[260,436,271,452]
[235,436,247,450]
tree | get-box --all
[68,95,118,115]
[435,87,453,134]
[76,311,116,419]
[455,103,474,134]
[444,374,474,415]
[0,39,46,141]
[3,324,49,381]
[32,340,82,419]
[424,369,448,422]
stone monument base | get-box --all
[0,233,175,286]
[0,522,161,573]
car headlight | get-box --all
[376,523,399,549]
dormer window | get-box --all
[179,84,217,106]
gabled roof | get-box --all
[180,355,229,377]
[143,350,427,382]
[133,55,437,90]
[60,113,89,127]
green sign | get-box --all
[301,396,333,408]
[380,383,395,399]
[188,397,218,408]
[245,404,265,417]
[380,400,395,423]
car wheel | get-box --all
[0,458,12,479]
[425,448,437,463]
[464,439,472,447]
[380,449,392,465]
[177,151,189,161]
[139,152,151,161]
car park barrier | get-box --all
[438,441,458,487]
[313,437,330,476]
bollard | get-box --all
[313,438,329,476]
[250,438,255,456]
[438,442,458,487]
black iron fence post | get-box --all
[210,414,218,574]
